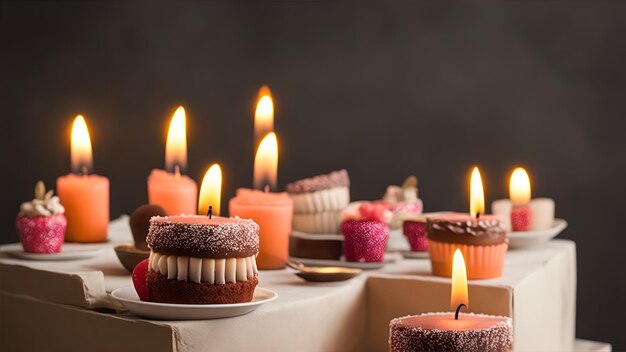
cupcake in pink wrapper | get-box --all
[16,181,66,253]
[340,202,391,262]
[403,218,428,252]
[378,176,423,229]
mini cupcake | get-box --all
[427,213,507,279]
[378,176,423,229]
[16,181,66,253]
[402,216,429,252]
[146,215,259,304]
[287,169,350,234]
[340,202,391,262]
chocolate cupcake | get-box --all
[427,213,507,279]
[146,215,259,304]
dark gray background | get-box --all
[2,1,625,349]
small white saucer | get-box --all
[289,254,398,270]
[508,219,568,249]
[402,251,429,259]
[111,286,278,320]
[4,243,105,261]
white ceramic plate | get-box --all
[508,219,568,249]
[4,243,105,261]
[289,254,398,270]
[111,286,278,320]
[402,251,429,259]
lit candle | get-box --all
[57,115,109,242]
[389,249,513,352]
[470,167,485,218]
[492,168,555,232]
[509,168,532,231]
[147,106,198,215]
[229,94,294,270]
[427,167,507,279]
[254,85,274,145]
[198,164,222,216]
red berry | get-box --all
[132,258,150,301]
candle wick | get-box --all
[174,165,181,179]
[455,304,466,320]
[264,184,270,193]
[208,206,213,219]
[81,165,88,176]
[475,212,481,219]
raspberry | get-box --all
[132,258,150,301]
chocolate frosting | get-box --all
[147,215,259,258]
[427,213,506,246]
[286,169,350,194]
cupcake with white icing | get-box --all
[287,169,350,234]
[16,181,66,253]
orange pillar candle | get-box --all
[56,115,109,242]
[229,132,293,270]
[147,106,198,215]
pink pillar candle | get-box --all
[147,169,198,216]
[229,188,293,270]
[57,174,109,242]
[389,312,513,352]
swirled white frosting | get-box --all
[19,194,65,217]
[148,251,258,284]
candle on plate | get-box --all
[492,168,555,232]
[230,131,293,270]
[509,168,532,231]
[427,167,507,279]
[389,249,513,352]
[57,115,109,242]
[147,106,198,215]
[198,163,222,216]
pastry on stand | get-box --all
[287,170,350,260]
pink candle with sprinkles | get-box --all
[389,250,513,352]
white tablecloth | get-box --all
[0,216,587,351]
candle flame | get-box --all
[254,132,278,191]
[510,167,531,206]
[71,115,93,174]
[198,164,222,216]
[165,106,187,173]
[470,167,485,218]
[451,249,469,309]
[254,86,274,143]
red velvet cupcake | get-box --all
[146,215,259,304]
